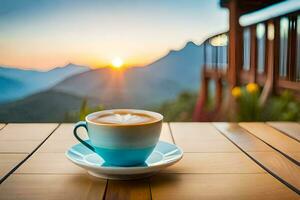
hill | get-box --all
[54,41,203,107]
[0,90,99,122]
[0,63,89,103]
[0,41,204,122]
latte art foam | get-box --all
[92,112,156,125]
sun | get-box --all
[111,57,124,68]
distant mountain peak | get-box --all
[183,41,198,49]
[49,63,89,72]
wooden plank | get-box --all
[0,124,6,130]
[0,174,106,200]
[0,124,58,153]
[214,123,300,193]
[267,122,300,142]
[0,124,58,141]
[213,123,272,152]
[239,123,300,162]
[248,151,300,190]
[169,123,239,152]
[105,179,151,200]
[164,152,265,174]
[0,154,27,180]
[150,174,299,200]
[38,139,77,153]
[37,124,86,153]
[45,123,85,141]
[0,141,41,153]
[160,123,173,143]
[15,153,84,174]
[290,153,300,162]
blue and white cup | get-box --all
[73,109,163,166]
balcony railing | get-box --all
[195,9,300,121]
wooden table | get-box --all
[0,122,299,199]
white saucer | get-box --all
[65,140,183,180]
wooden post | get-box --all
[228,0,243,88]
[264,22,269,76]
[249,25,257,83]
[193,74,209,121]
[260,19,281,104]
[273,19,280,94]
[287,16,297,81]
[215,77,223,111]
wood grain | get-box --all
[0,141,41,153]
[15,153,84,174]
[164,152,265,174]
[267,122,300,142]
[0,154,27,180]
[213,123,272,152]
[151,174,299,200]
[169,123,239,152]
[239,123,300,162]
[0,174,106,200]
[0,124,6,130]
[214,123,300,193]
[105,179,151,200]
[47,123,86,141]
[248,151,300,190]
[38,139,77,153]
[37,124,85,153]
[0,124,58,141]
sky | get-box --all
[0,0,228,70]
[0,0,299,70]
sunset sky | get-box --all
[0,0,299,70]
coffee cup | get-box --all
[73,109,163,166]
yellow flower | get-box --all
[231,86,242,98]
[246,83,259,94]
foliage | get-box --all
[232,83,300,121]
[262,90,300,121]
[155,91,198,122]
[64,98,104,122]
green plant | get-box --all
[263,90,300,121]
[64,98,104,122]
[232,83,300,121]
[156,91,198,122]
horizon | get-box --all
[0,40,200,72]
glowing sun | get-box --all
[111,57,124,68]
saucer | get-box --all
[65,140,183,180]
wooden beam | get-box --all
[260,20,277,105]
[228,0,243,88]
[249,25,257,83]
[193,75,209,121]
[215,78,223,111]
[287,16,297,81]
[273,19,280,94]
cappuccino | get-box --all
[90,110,157,125]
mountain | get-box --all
[54,41,204,107]
[0,90,99,122]
[0,41,204,122]
[0,63,89,103]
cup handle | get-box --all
[73,121,95,152]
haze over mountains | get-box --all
[0,41,204,122]
[0,64,89,103]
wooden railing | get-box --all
[194,9,300,121]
